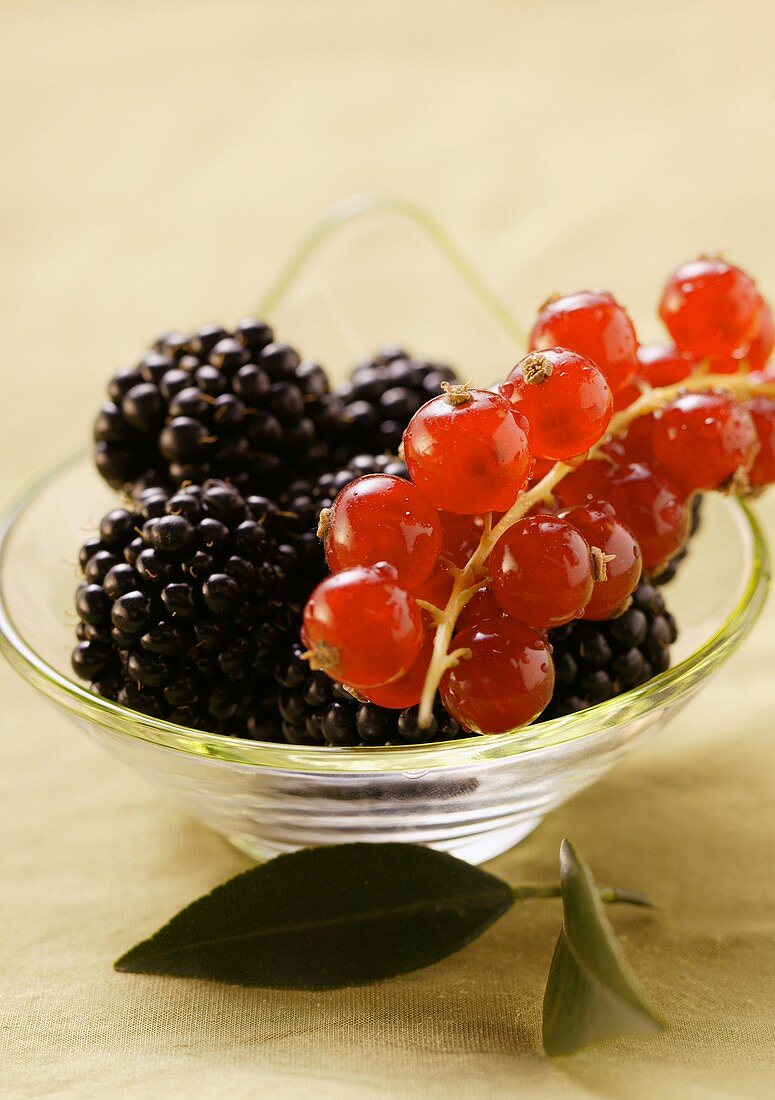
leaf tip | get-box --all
[558,836,576,870]
[113,941,152,974]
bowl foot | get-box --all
[226,815,545,866]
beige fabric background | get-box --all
[2,1,775,1096]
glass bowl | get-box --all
[0,196,771,864]
[0,456,768,864]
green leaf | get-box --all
[115,842,513,989]
[542,839,665,1057]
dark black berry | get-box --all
[71,641,112,681]
[76,584,110,624]
[93,319,346,497]
[333,345,460,456]
[541,577,679,720]
[71,479,310,737]
[111,591,152,634]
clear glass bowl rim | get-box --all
[0,449,769,774]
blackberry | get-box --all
[70,479,319,737]
[333,344,461,457]
[93,320,345,497]
[541,577,678,720]
[275,644,465,747]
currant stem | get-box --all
[416,371,775,728]
[509,884,655,907]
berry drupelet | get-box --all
[275,644,465,747]
[333,344,461,457]
[93,320,345,497]
[71,479,314,737]
[541,578,678,720]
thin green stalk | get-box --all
[511,885,655,907]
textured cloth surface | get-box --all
[2,1,775,1097]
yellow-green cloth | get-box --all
[2,2,774,1096]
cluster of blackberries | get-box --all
[81,321,465,742]
[333,344,460,455]
[72,479,305,736]
[541,579,678,721]
[93,320,345,497]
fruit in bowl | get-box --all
[0,245,773,863]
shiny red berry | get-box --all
[607,411,658,466]
[558,502,642,620]
[651,392,759,492]
[612,381,641,412]
[440,618,555,734]
[659,257,763,357]
[457,587,505,632]
[403,388,531,514]
[709,299,775,374]
[742,396,775,487]
[527,454,555,485]
[501,348,613,461]
[302,564,423,688]
[556,460,690,574]
[439,511,487,569]
[358,631,433,709]
[489,514,594,628]
[529,290,639,393]
[324,474,441,589]
[637,342,695,387]
[747,302,775,372]
[413,564,455,612]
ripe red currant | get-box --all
[529,290,639,393]
[607,411,658,466]
[558,502,642,620]
[614,343,696,413]
[501,348,613,461]
[553,457,611,506]
[651,391,759,492]
[324,474,441,589]
[358,631,433,709]
[413,564,454,612]
[612,382,641,412]
[747,302,775,372]
[440,618,555,734]
[659,257,763,357]
[637,342,695,387]
[743,396,775,487]
[457,586,505,632]
[527,454,555,485]
[489,514,594,628]
[403,387,531,514]
[709,299,775,373]
[302,563,424,688]
[556,460,690,574]
[439,511,487,569]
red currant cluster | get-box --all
[302,256,775,737]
